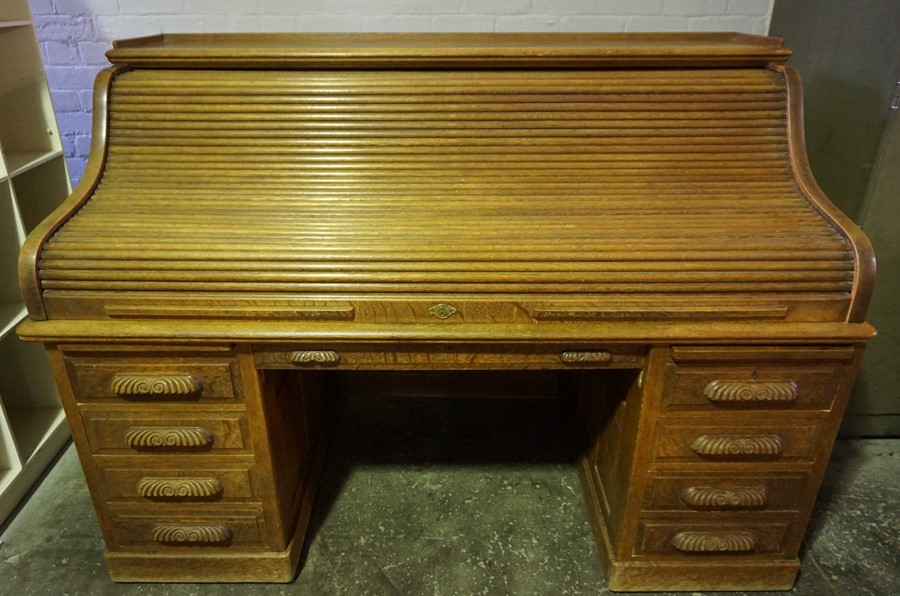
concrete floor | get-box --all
[1,396,898,595]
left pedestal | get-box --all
[46,344,325,582]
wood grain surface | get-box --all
[14,34,876,591]
[18,34,872,325]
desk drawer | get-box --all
[99,462,259,503]
[634,517,795,558]
[66,357,241,403]
[82,411,252,454]
[642,472,809,513]
[661,363,845,413]
[652,421,823,464]
[107,507,269,549]
[254,344,645,370]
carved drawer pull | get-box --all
[681,486,768,509]
[151,524,232,545]
[111,373,202,397]
[671,531,756,553]
[137,477,223,500]
[289,350,341,366]
[559,351,612,365]
[690,434,784,458]
[126,426,214,450]
[703,380,798,403]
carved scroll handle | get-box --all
[111,373,202,397]
[559,351,612,365]
[690,434,784,458]
[681,486,768,510]
[289,350,341,367]
[151,524,232,545]
[137,477,223,500]
[671,531,756,554]
[126,426,214,450]
[703,380,798,403]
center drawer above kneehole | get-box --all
[661,346,856,413]
[64,353,242,403]
[253,344,645,370]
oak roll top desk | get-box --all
[17,33,875,591]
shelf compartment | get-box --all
[0,332,63,462]
[0,182,25,327]
[0,401,21,496]
[0,26,61,157]
[4,406,64,465]
[6,148,63,177]
[0,466,16,502]
[0,405,67,526]
[11,153,70,233]
[0,303,26,341]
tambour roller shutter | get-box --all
[36,66,855,321]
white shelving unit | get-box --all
[0,0,72,525]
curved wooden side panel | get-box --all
[775,64,876,323]
[17,66,126,320]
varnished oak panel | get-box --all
[14,33,876,592]
[255,367,326,546]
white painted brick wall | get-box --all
[28,0,773,183]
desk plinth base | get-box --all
[604,559,799,592]
[104,547,300,583]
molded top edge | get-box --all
[107,32,790,68]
